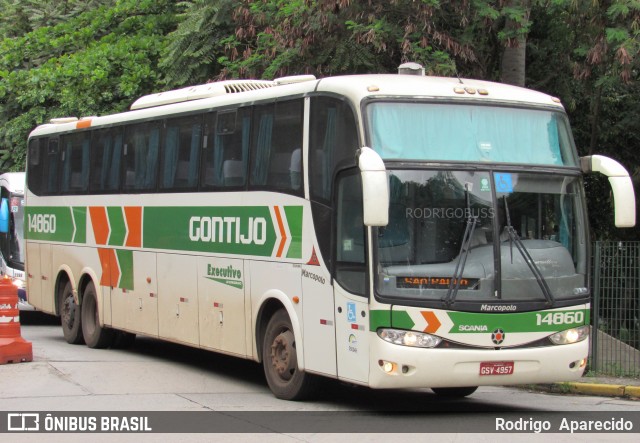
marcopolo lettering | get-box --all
[189,216,266,245]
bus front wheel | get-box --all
[431,386,478,397]
[59,282,84,345]
[262,309,315,400]
[81,283,114,348]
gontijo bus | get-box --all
[25,67,636,399]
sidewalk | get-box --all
[529,376,640,399]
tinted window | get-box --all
[202,108,251,188]
[309,97,358,202]
[160,115,202,190]
[123,122,161,191]
[60,132,90,193]
[90,127,123,192]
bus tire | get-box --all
[59,282,84,345]
[263,309,315,400]
[81,282,114,349]
[430,386,478,397]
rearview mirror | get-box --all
[580,155,636,228]
[358,147,389,226]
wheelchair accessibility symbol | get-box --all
[494,173,514,193]
[347,302,357,323]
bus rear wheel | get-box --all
[262,309,315,400]
[431,386,478,397]
[81,282,114,349]
[59,282,84,345]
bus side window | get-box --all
[123,121,161,192]
[27,138,44,195]
[335,171,366,296]
[60,132,90,194]
[160,115,202,191]
[250,99,303,195]
[90,127,123,193]
[46,139,60,195]
[202,109,250,189]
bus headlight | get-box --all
[549,325,589,345]
[378,328,442,348]
[12,278,24,289]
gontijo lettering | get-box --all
[189,216,267,245]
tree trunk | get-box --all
[499,0,530,87]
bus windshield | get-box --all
[9,193,25,267]
[367,102,578,166]
[375,169,588,306]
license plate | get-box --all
[479,361,514,376]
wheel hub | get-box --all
[270,330,296,381]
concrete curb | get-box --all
[538,382,640,399]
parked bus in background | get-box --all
[24,65,636,400]
[0,171,30,309]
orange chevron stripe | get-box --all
[89,207,110,245]
[273,206,287,258]
[97,248,119,287]
[124,206,142,247]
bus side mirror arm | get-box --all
[580,155,636,228]
[358,147,389,226]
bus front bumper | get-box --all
[368,335,588,389]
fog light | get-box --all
[379,360,397,374]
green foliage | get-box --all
[0,0,637,240]
[0,0,179,171]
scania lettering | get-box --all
[24,64,635,401]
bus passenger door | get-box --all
[197,257,246,356]
[333,171,370,384]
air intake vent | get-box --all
[224,81,275,94]
[131,80,275,110]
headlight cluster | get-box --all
[549,325,589,345]
[378,328,442,348]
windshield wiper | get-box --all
[502,196,555,306]
[443,215,478,307]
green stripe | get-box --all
[72,207,86,243]
[284,206,303,259]
[107,207,126,246]
[447,309,589,333]
[369,309,392,331]
[116,249,134,290]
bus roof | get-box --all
[0,172,25,193]
[28,73,565,138]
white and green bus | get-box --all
[25,67,636,399]
[0,172,28,309]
